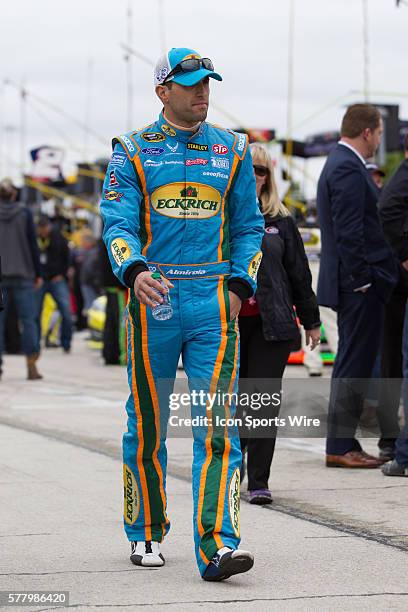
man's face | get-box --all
[159,77,210,125]
[366,119,383,157]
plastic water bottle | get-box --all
[151,272,173,321]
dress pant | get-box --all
[103,288,127,365]
[238,315,294,490]
[326,286,385,455]
[377,291,406,446]
[36,279,73,352]
[395,303,408,467]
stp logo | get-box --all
[212,144,229,155]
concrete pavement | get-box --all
[0,333,407,610]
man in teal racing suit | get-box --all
[100,47,264,581]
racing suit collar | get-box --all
[158,111,207,143]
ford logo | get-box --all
[141,147,165,156]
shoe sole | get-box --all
[326,462,380,468]
[130,553,165,567]
[203,551,254,582]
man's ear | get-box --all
[155,85,170,105]
[362,127,371,141]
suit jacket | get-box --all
[378,159,408,294]
[316,143,397,309]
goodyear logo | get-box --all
[151,182,221,219]
[123,464,140,525]
[248,251,262,280]
[111,238,131,267]
[228,468,240,538]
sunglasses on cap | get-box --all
[163,58,214,84]
[253,165,268,177]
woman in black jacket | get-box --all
[239,143,321,505]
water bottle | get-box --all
[151,272,173,321]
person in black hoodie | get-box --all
[0,179,42,380]
[36,216,72,353]
[238,144,321,505]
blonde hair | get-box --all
[250,143,290,217]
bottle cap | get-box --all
[151,272,161,280]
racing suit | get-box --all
[100,111,264,575]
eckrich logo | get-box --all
[151,182,221,219]
[141,147,164,156]
[123,464,140,525]
[228,468,240,538]
[111,238,131,267]
[248,251,262,280]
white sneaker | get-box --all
[130,541,165,567]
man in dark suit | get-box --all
[317,104,398,468]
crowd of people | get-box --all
[0,178,108,379]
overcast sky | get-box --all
[1,0,407,191]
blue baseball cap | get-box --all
[154,47,222,87]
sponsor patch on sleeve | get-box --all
[248,251,262,280]
[110,152,127,167]
[104,189,124,202]
[111,238,131,267]
[109,169,119,188]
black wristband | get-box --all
[227,278,252,301]
[124,261,150,288]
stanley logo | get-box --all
[151,182,221,219]
[187,143,208,151]
[123,464,140,525]
[228,468,240,538]
[111,238,131,267]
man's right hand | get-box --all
[133,271,174,308]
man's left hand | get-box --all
[228,291,242,320]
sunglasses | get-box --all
[253,165,268,177]
[163,58,214,84]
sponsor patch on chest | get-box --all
[151,182,221,218]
